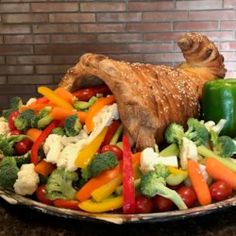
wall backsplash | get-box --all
[1,0,236,109]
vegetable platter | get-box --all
[0,80,236,224]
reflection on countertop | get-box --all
[0,197,236,236]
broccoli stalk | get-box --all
[14,109,36,131]
[1,97,23,119]
[45,168,78,200]
[82,151,118,180]
[0,134,27,156]
[64,115,82,137]
[140,170,187,210]
[52,127,66,136]
[0,156,19,189]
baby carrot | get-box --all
[54,87,75,104]
[187,159,212,206]
[26,128,42,142]
[206,157,236,190]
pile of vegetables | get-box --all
[0,79,236,214]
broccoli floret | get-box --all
[52,127,65,136]
[0,156,19,189]
[154,164,170,179]
[185,118,209,146]
[14,109,35,131]
[34,106,53,129]
[165,123,185,145]
[140,170,187,210]
[0,134,27,156]
[5,151,31,168]
[45,168,78,200]
[84,151,118,179]
[64,115,82,137]
[1,97,23,119]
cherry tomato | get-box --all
[8,111,20,131]
[53,199,79,210]
[152,195,174,212]
[36,185,53,205]
[10,130,22,135]
[177,186,197,208]
[210,180,233,202]
[15,138,33,155]
[135,195,153,213]
[73,85,111,101]
[101,145,123,160]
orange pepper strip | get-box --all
[187,160,212,206]
[38,86,74,110]
[76,162,122,202]
[26,128,42,142]
[49,107,87,123]
[54,87,75,104]
[34,159,56,177]
[85,95,115,133]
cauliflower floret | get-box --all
[44,134,64,164]
[199,164,212,185]
[201,119,227,134]
[180,137,199,169]
[0,117,10,136]
[140,147,178,174]
[25,98,37,106]
[57,139,87,171]
[14,163,39,196]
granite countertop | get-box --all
[0,198,235,236]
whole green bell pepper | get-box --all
[202,79,236,137]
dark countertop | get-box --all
[0,198,236,236]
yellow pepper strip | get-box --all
[168,166,187,176]
[91,175,122,202]
[37,86,74,110]
[75,127,108,168]
[79,196,123,213]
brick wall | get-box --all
[1,0,236,109]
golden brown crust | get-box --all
[58,32,226,150]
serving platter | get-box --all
[0,188,235,225]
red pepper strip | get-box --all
[101,120,121,147]
[122,135,136,214]
[30,121,58,165]
[53,199,80,210]
[73,85,111,101]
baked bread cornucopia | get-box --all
[59,32,226,150]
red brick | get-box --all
[221,21,236,30]
[33,24,78,33]
[224,62,236,71]
[0,85,36,94]
[143,53,184,63]
[6,56,51,65]
[51,34,97,43]
[189,10,235,20]
[220,52,236,61]
[224,0,236,8]
[0,95,9,109]
[8,75,53,85]
[80,23,125,33]
[143,11,188,21]
[144,32,184,42]
[127,23,172,32]
[49,13,95,23]
[3,14,48,23]
[174,21,219,31]
[1,25,30,34]
[4,35,50,44]
[127,1,174,11]
[128,43,173,53]
[80,3,126,12]
[31,3,79,12]
[108,54,143,62]
[0,36,2,44]
[176,0,222,10]
[0,77,7,84]
[202,31,234,40]
[1,0,47,2]
[35,44,129,55]
[0,66,33,75]
[97,33,142,43]
[52,55,79,64]
[0,45,33,55]
[0,3,29,12]
[0,57,4,64]
[220,42,236,51]
[36,65,70,74]
[97,13,142,22]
